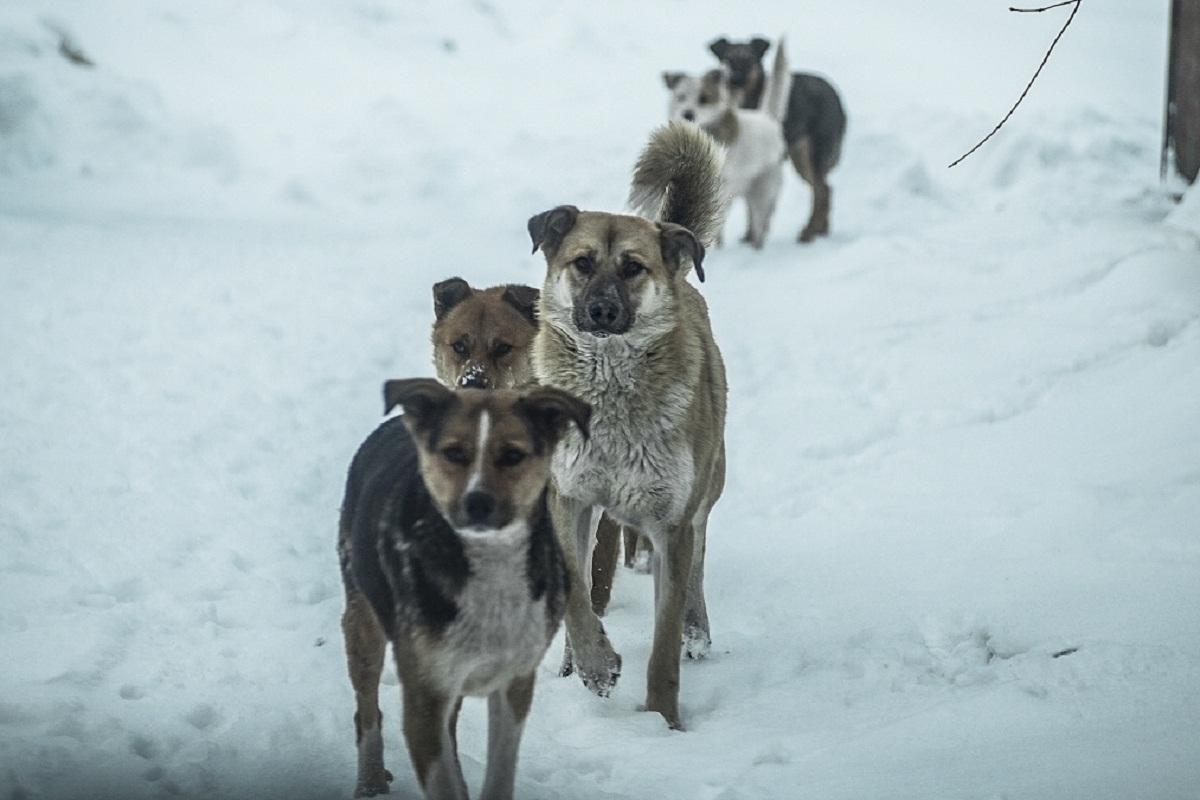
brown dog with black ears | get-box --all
[528,122,729,730]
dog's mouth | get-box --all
[578,322,631,339]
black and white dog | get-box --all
[338,379,589,799]
[666,38,792,248]
[709,36,847,242]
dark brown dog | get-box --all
[710,36,847,242]
[431,278,540,390]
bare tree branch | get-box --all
[948,0,1082,168]
[1010,1,1078,13]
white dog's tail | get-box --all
[628,121,726,248]
[765,36,791,122]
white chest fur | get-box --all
[428,525,551,697]
[549,338,696,529]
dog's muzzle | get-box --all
[576,284,632,337]
[457,363,491,389]
[456,490,511,531]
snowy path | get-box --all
[3,2,1200,798]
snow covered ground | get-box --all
[2,2,1198,798]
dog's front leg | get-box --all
[549,486,621,696]
[479,671,535,800]
[342,592,393,797]
[401,682,468,800]
[645,521,695,730]
[590,514,621,616]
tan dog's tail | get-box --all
[628,121,726,248]
[765,36,791,123]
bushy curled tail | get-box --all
[765,36,791,122]
[627,121,726,248]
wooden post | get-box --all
[1165,0,1200,184]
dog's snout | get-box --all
[588,298,620,328]
[459,371,490,389]
[464,491,495,524]
[682,109,695,122]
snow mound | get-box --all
[0,16,236,182]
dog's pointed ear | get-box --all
[709,37,730,60]
[515,387,591,451]
[659,223,706,283]
[750,37,770,59]
[527,205,579,256]
[663,71,686,90]
[433,278,473,320]
[501,284,539,327]
[383,378,456,435]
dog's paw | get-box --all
[683,626,712,660]
[354,769,392,797]
[558,643,575,678]
[629,549,652,575]
[798,227,817,243]
[576,645,622,697]
[640,700,685,731]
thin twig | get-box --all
[1010,0,1077,12]
[948,0,1082,168]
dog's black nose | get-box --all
[588,298,621,328]
[459,372,490,389]
[464,491,495,523]
[682,110,695,122]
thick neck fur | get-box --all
[538,316,675,394]
[534,298,700,443]
[703,109,739,147]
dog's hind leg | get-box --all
[549,487,622,695]
[479,671,535,800]
[644,521,696,730]
[342,591,392,798]
[623,527,652,573]
[590,514,621,617]
[740,197,757,244]
[402,681,468,800]
[788,136,826,243]
[811,134,842,240]
[745,166,783,249]
[682,515,711,660]
[684,447,724,660]
[686,447,726,660]
[809,177,831,240]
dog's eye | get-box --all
[572,256,594,275]
[493,342,512,358]
[699,94,714,105]
[441,445,469,465]
[452,339,469,358]
[496,447,526,468]
[621,261,646,279]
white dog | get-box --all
[664,38,791,248]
